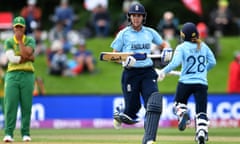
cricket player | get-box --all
[158,22,216,144]
[3,16,35,142]
[110,3,172,144]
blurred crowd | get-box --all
[0,0,239,94]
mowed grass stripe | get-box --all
[1,128,239,144]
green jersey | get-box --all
[4,35,35,72]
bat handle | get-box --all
[132,53,147,60]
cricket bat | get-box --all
[99,52,162,62]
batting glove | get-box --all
[161,47,173,62]
[157,69,166,81]
[122,56,136,68]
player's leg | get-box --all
[173,102,190,131]
[142,92,162,144]
[195,113,209,144]
[141,67,161,144]
[113,69,141,129]
[193,84,209,144]
[173,82,192,131]
[19,72,34,140]
[3,72,20,141]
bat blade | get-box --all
[99,52,163,62]
[99,52,148,62]
[100,52,132,62]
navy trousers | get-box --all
[121,67,159,119]
[174,82,208,114]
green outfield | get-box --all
[1,127,239,144]
[32,36,240,94]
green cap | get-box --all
[218,0,229,7]
[13,16,26,27]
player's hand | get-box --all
[122,56,136,68]
[157,69,166,81]
[161,47,173,62]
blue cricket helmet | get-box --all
[128,3,146,15]
[127,3,147,23]
[181,22,199,41]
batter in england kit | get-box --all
[111,3,172,144]
[3,16,35,142]
[158,22,216,144]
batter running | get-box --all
[111,3,172,144]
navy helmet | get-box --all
[127,3,147,23]
[128,3,146,15]
[181,22,199,41]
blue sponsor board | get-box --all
[1,94,238,128]
[29,94,240,121]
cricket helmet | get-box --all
[181,22,199,41]
[128,3,146,15]
[127,3,147,23]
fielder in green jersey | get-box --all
[3,16,35,143]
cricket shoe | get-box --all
[3,135,14,143]
[146,140,156,144]
[119,113,139,125]
[22,135,32,142]
[178,111,190,131]
[113,107,123,129]
[195,129,208,142]
[197,130,206,144]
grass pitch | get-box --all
[1,127,239,144]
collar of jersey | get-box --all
[13,35,26,44]
[130,26,144,32]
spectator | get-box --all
[196,22,219,57]
[157,11,179,41]
[84,0,108,11]
[33,77,45,96]
[71,39,96,75]
[52,0,75,36]
[196,22,208,40]
[116,0,139,33]
[33,27,47,56]
[91,4,111,37]
[48,40,70,76]
[152,11,178,68]
[208,0,235,37]
[48,20,73,53]
[227,52,240,93]
[20,0,42,35]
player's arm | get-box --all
[158,41,173,62]
[18,40,35,63]
[159,41,169,50]
[206,48,217,71]
[5,50,21,64]
[18,42,33,58]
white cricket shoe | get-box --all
[113,106,123,129]
[113,118,122,129]
[197,130,206,144]
[146,140,156,144]
[3,135,14,142]
[22,135,32,142]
